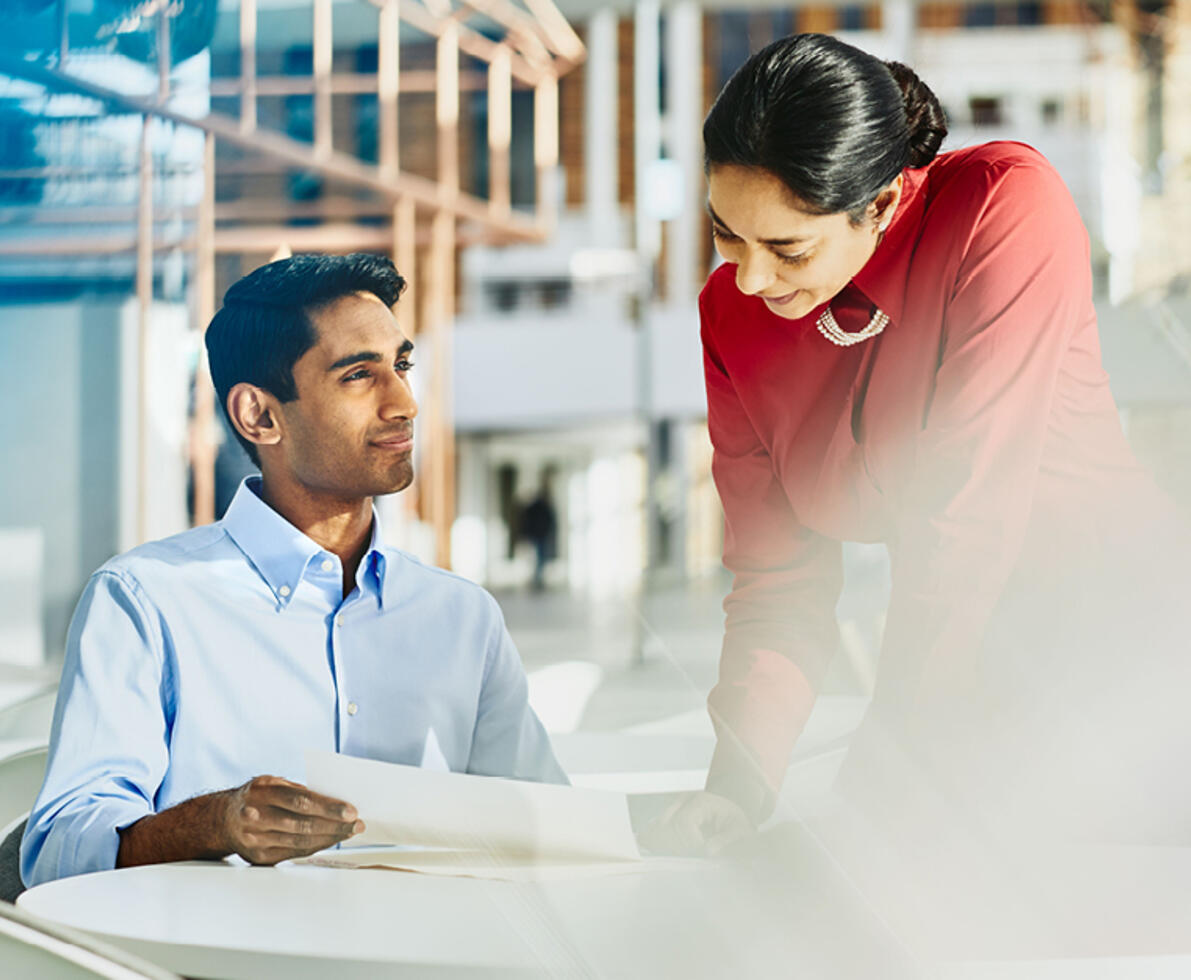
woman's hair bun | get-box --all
[884,60,948,167]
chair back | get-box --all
[0,901,180,978]
[0,745,49,837]
[0,687,57,740]
[0,745,50,903]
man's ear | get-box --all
[226,383,283,454]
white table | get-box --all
[18,840,917,980]
[20,828,1191,980]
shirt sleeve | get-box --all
[21,570,170,887]
[701,294,844,822]
[465,592,568,785]
[879,157,1090,720]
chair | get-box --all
[0,900,180,978]
[0,686,58,740]
[0,744,49,835]
[0,745,50,903]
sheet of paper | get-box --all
[304,750,641,863]
[297,846,700,882]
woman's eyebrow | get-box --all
[706,202,812,247]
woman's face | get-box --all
[706,165,902,320]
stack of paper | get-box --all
[301,751,685,881]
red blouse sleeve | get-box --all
[881,155,1091,717]
[700,289,843,820]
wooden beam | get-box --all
[395,197,418,337]
[437,23,460,198]
[426,207,456,571]
[378,0,400,180]
[192,131,217,528]
[458,0,552,67]
[239,0,257,132]
[519,0,587,65]
[216,197,389,222]
[366,0,543,86]
[209,70,494,98]
[214,223,401,253]
[0,224,509,256]
[313,0,333,158]
[0,55,545,241]
[534,72,559,227]
[428,22,461,570]
[488,44,512,215]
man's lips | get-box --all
[371,432,414,452]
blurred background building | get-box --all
[1,1,1189,726]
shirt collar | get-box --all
[849,163,929,330]
[221,476,387,609]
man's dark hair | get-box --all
[205,252,406,465]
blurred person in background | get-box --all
[21,253,564,889]
[648,34,1191,861]
[521,468,559,592]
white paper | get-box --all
[298,846,699,882]
[304,750,641,863]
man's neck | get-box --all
[259,477,373,598]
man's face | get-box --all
[270,291,417,500]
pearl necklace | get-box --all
[815,305,890,347]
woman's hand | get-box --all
[638,791,754,857]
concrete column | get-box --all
[664,0,703,305]
[634,0,662,263]
[883,0,915,63]
[584,8,618,247]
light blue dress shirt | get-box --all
[22,477,565,886]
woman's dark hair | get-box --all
[704,34,948,222]
[205,252,406,465]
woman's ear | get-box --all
[226,383,283,454]
[871,173,905,232]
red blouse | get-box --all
[699,141,1156,816]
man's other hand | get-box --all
[221,775,364,865]
[638,790,753,857]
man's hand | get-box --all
[117,774,363,869]
[638,790,754,857]
[220,775,364,865]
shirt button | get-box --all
[321,559,334,572]
[279,585,291,597]
[336,615,344,627]
[347,702,358,716]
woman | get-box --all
[654,34,1191,855]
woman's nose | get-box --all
[734,248,776,296]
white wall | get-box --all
[452,301,707,431]
[0,300,123,657]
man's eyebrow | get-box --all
[326,340,414,372]
[327,351,382,372]
[706,202,812,247]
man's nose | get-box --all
[380,372,418,420]
[734,247,776,296]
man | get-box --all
[22,253,565,887]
